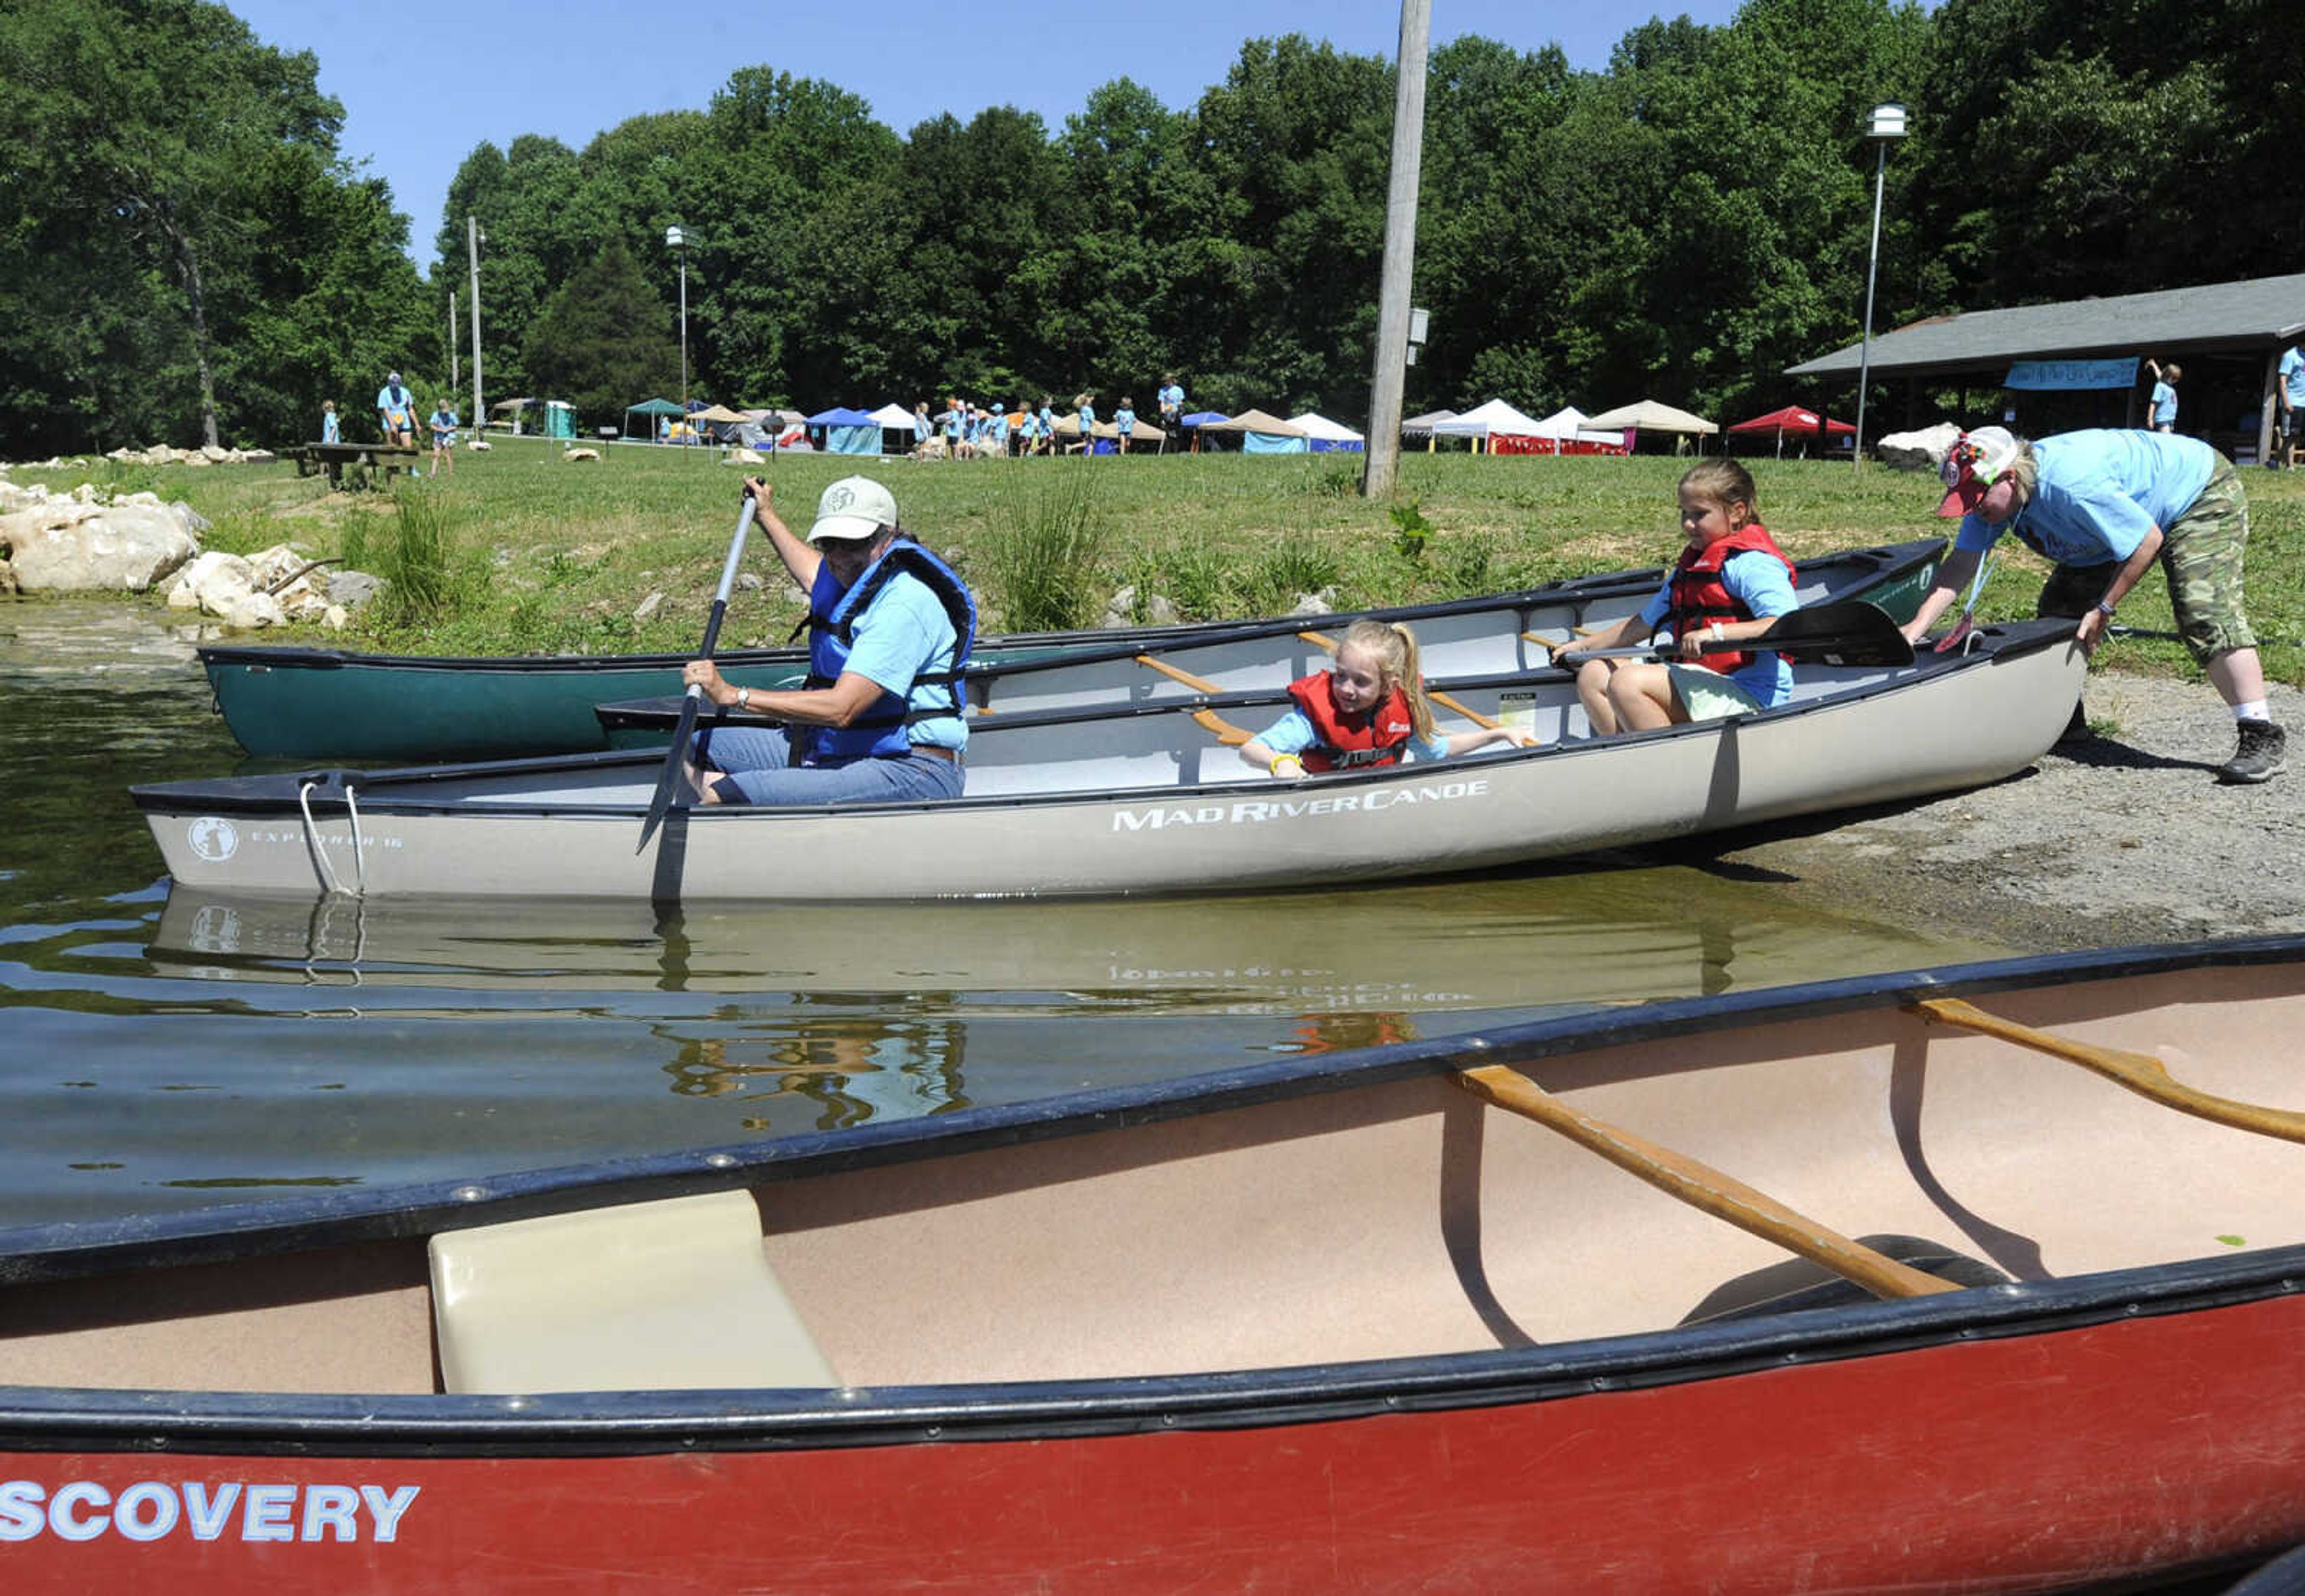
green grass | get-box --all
[11,434,2305,685]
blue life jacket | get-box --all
[798,540,977,760]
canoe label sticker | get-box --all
[187,816,239,863]
[1113,778,1489,832]
[0,1479,421,1544]
[1498,692,1541,736]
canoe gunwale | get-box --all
[189,539,1941,681]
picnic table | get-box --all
[289,441,421,490]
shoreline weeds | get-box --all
[1714,670,2305,952]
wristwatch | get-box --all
[736,687,752,709]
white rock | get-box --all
[564,447,600,462]
[220,590,286,629]
[4,502,200,592]
[633,591,666,622]
[1875,423,1962,472]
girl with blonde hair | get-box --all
[1243,619,1535,780]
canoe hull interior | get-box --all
[137,621,2084,902]
[3,946,2305,1592]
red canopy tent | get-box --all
[1725,406,1855,457]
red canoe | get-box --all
[5,937,2305,1592]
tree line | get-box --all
[2,0,2297,456]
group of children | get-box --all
[914,377,1187,460]
[1243,458,1794,781]
[320,378,462,480]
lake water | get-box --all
[0,600,2016,1230]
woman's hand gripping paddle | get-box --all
[637,497,758,851]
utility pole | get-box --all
[466,215,484,438]
[448,290,459,392]
[1361,0,1431,501]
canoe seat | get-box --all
[429,1189,838,1394]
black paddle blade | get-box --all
[636,689,704,853]
[1703,600,1914,667]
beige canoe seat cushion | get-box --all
[429,1189,838,1394]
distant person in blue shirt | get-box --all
[2277,343,2304,466]
[1038,397,1056,454]
[682,475,975,806]
[2145,358,2181,433]
[1074,394,1096,456]
[320,400,340,444]
[1559,459,1798,735]
[1113,397,1136,455]
[1157,375,1184,435]
[427,400,458,478]
[375,372,416,447]
[1901,426,2282,784]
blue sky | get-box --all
[226,2,1747,265]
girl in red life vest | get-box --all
[1242,619,1537,781]
[1559,459,1798,736]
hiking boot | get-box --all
[2219,720,2286,785]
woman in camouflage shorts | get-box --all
[1899,426,2283,784]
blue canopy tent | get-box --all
[1178,411,1229,454]
[806,406,882,457]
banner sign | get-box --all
[2005,358,2139,391]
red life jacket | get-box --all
[1667,522,1795,674]
[1286,672,1417,772]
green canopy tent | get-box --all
[624,398,687,443]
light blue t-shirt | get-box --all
[1077,403,1095,431]
[1114,406,1135,435]
[1255,707,1448,764]
[1953,430,2219,568]
[824,571,966,759]
[1159,383,1184,413]
[376,384,414,423]
[1636,549,1799,706]
[321,410,340,444]
[2281,348,2305,407]
[2150,382,2177,426]
[429,408,457,445]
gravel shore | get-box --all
[1717,670,2305,952]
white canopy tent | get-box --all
[1432,399,1549,440]
[1286,412,1366,452]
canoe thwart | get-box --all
[429,1189,839,1394]
[1910,996,2305,1143]
[1454,1064,1962,1301]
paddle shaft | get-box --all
[638,499,758,850]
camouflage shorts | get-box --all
[2035,456,2254,663]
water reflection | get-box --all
[663,1023,971,1131]
[0,600,2022,1230]
[147,870,1989,1019]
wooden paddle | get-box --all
[1910,997,2305,1144]
[1456,1064,1960,1299]
[1133,654,1254,745]
[1295,628,1507,731]
[1564,600,1914,669]
[637,498,758,852]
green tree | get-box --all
[520,238,681,425]
[0,0,427,453]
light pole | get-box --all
[1852,101,1906,471]
[666,224,688,444]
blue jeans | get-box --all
[693,727,963,806]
